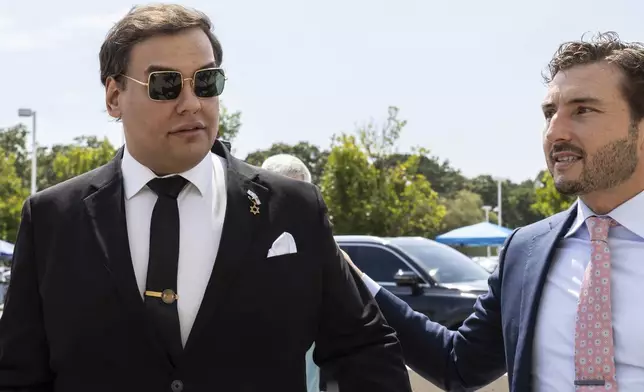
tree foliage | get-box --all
[49,136,116,185]
[320,107,446,237]
[441,190,486,232]
[245,142,329,185]
[217,104,242,143]
[0,149,29,242]
[377,154,467,197]
[531,170,575,217]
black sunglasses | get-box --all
[120,68,227,101]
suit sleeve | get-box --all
[374,230,519,391]
[0,199,53,391]
[310,187,412,392]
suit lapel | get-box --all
[83,148,171,369]
[184,141,270,354]
[513,204,577,389]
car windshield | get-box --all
[392,240,490,283]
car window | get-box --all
[350,245,412,283]
[0,282,6,305]
[339,245,359,262]
[393,242,489,283]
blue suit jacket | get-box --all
[375,207,577,392]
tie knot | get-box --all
[147,176,188,199]
[586,216,618,241]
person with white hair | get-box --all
[261,154,312,183]
[261,153,319,391]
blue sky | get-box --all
[0,0,640,182]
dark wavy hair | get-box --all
[544,31,644,121]
[99,4,223,88]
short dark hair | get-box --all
[545,32,644,121]
[99,4,223,87]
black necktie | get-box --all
[144,175,188,365]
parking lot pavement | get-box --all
[408,368,508,392]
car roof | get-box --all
[335,235,472,257]
[334,235,390,245]
[335,235,442,246]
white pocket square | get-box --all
[267,232,297,258]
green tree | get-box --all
[504,179,542,228]
[465,175,543,229]
[441,190,486,232]
[465,175,499,208]
[377,154,467,197]
[244,142,329,185]
[0,125,29,188]
[0,148,29,242]
[320,107,446,237]
[320,134,379,234]
[531,170,575,217]
[49,137,116,185]
[217,103,242,143]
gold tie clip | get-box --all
[145,289,179,304]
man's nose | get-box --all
[544,112,573,143]
[176,79,201,115]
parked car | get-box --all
[471,256,499,273]
[335,235,490,329]
[0,268,9,311]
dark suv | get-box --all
[335,235,490,329]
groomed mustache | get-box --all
[550,143,585,159]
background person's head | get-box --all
[542,32,644,212]
[101,4,225,175]
[261,154,312,183]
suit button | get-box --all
[171,380,184,392]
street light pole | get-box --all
[492,177,503,227]
[18,108,37,195]
[30,112,37,195]
[482,205,492,257]
[497,178,502,227]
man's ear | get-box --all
[105,77,122,120]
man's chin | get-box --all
[554,177,584,196]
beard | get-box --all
[549,124,639,196]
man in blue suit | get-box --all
[348,32,644,391]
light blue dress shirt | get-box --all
[305,344,320,392]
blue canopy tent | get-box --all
[435,222,513,246]
[0,240,14,258]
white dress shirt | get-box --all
[533,194,644,391]
[121,147,227,347]
[362,194,644,391]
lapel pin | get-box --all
[247,189,261,205]
[247,189,261,215]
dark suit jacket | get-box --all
[374,206,579,392]
[0,141,411,392]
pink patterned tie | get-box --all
[574,216,618,391]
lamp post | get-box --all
[493,176,504,227]
[482,205,492,222]
[482,205,492,256]
[18,108,37,195]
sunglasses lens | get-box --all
[148,71,183,100]
[194,69,226,98]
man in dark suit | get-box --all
[346,32,644,392]
[0,4,410,392]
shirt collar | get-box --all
[121,146,213,199]
[565,191,644,238]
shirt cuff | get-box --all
[362,274,381,297]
